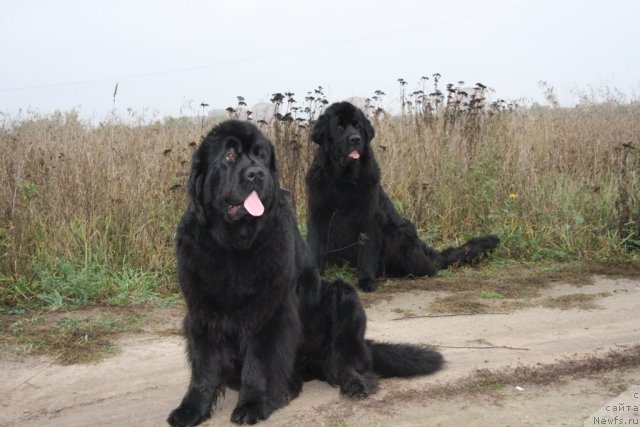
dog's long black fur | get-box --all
[306,102,500,292]
[167,120,443,426]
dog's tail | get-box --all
[439,235,500,269]
[366,340,443,378]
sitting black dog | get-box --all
[167,120,443,426]
[306,102,500,292]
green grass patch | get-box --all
[480,290,505,299]
[323,263,358,283]
[485,381,505,392]
[0,257,174,312]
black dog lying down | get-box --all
[306,102,500,292]
[168,121,443,426]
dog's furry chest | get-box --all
[178,236,295,321]
[321,209,370,263]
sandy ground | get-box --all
[1,276,639,427]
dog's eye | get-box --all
[354,122,361,129]
[254,148,266,159]
[337,125,345,132]
[225,152,236,162]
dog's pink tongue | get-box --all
[243,191,264,217]
[348,150,360,159]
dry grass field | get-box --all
[0,80,638,310]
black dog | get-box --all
[167,120,443,426]
[306,102,500,292]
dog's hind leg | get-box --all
[408,243,442,276]
[383,239,441,278]
[322,280,379,398]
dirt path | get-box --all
[1,277,639,427]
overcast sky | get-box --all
[1,0,639,120]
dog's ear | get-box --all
[269,144,279,181]
[363,117,375,142]
[187,148,207,219]
[311,113,329,145]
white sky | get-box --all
[1,0,639,120]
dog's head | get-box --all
[187,120,279,249]
[311,101,375,177]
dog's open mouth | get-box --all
[227,190,265,218]
[347,150,360,160]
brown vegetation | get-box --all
[0,79,638,308]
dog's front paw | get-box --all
[357,278,378,292]
[230,402,270,425]
[168,404,208,427]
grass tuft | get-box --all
[430,293,491,314]
[541,292,610,310]
[1,311,143,364]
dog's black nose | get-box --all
[245,166,265,182]
[348,134,361,144]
